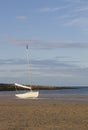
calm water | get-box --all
[40,87,88,95]
[0,87,88,101]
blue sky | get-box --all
[0,0,88,86]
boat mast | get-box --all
[26,44,32,88]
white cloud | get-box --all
[16,16,27,20]
[0,57,88,85]
[64,17,88,30]
[41,72,73,78]
[74,6,88,12]
[37,6,68,13]
[56,3,88,31]
[58,12,88,31]
[3,37,88,49]
[66,0,87,3]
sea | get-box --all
[0,87,88,101]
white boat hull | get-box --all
[15,91,39,99]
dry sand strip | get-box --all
[0,98,88,130]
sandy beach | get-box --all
[0,97,88,130]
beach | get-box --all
[0,97,88,130]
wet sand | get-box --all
[0,98,88,130]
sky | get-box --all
[0,0,88,86]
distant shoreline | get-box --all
[0,83,87,91]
